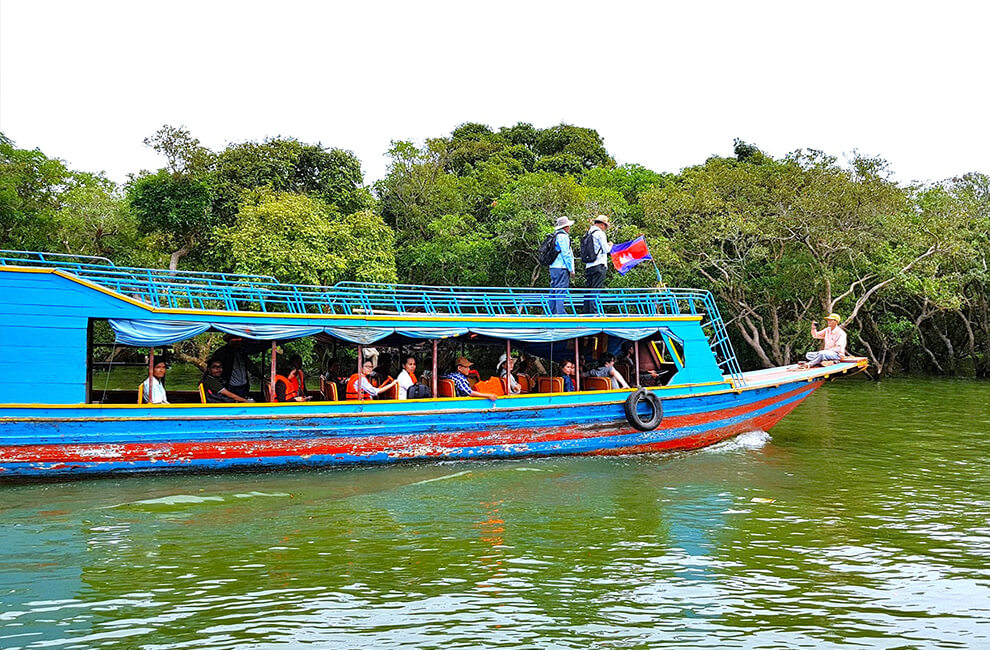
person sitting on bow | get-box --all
[798,313,847,369]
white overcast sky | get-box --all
[1,0,987,186]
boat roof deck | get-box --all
[1,250,715,319]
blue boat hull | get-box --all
[0,381,820,479]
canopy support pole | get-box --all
[634,340,641,388]
[574,338,580,392]
[147,346,154,402]
[270,341,277,401]
[506,340,512,392]
[357,344,363,400]
[432,340,438,397]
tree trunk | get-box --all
[169,246,190,271]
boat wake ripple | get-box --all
[705,429,771,453]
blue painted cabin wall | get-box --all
[0,271,148,404]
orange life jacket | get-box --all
[272,374,298,402]
[345,373,372,400]
[289,369,305,395]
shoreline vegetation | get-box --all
[1,124,987,379]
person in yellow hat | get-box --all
[799,313,847,368]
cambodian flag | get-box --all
[610,236,652,275]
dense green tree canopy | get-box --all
[1,125,987,378]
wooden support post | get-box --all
[634,340,641,388]
[357,344,363,400]
[506,339,512,392]
[574,338,580,391]
[432,340,438,397]
[147,346,154,403]
[270,340,277,402]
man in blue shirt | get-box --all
[549,216,575,315]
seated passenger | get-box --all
[213,335,263,398]
[142,359,169,404]
[322,359,347,399]
[498,356,523,394]
[202,359,254,403]
[287,354,307,397]
[560,360,577,392]
[396,355,418,400]
[323,359,344,384]
[346,360,398,400]
[798,314,847,369]
[441,356,498,401]
[585,353,631,389]
[420,356,433,387]
[273,364,310,402]
[372,354,393,388]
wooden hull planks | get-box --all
[0,381,820,479]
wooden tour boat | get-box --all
[0,250,867,479]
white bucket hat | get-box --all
[554,216,575,228]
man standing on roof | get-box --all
[548,216,575,315]
[799,313,847,369]
[582,215,613,314]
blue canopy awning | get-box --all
[108,319,682,348]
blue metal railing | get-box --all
[0,250,746,385]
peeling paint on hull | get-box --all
[0,382,819,479]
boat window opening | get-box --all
[86,320,668,405]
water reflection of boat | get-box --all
[0,251,867,479]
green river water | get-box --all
[1,378,988,649]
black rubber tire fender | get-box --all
[623,388,664,431]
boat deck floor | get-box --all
[736,357,868,388]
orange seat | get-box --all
[320,377,338,401]
[583,376,611,391]
[613,361,633,386]
[517,375,531,393]
[378,384,398,400]
[438,378,456,398]
[537,376,564,393]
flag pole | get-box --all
[651,260,664,287]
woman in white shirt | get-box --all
[142,359,169,404]
[396,355,418,400]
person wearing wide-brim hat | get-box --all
[799,312,848,369]
[582,215,614,314]
[440,356,499,401]
[548,216,576,315]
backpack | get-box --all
[579,230,599,264]
[537,230,563,266]
[406,383,433,400]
